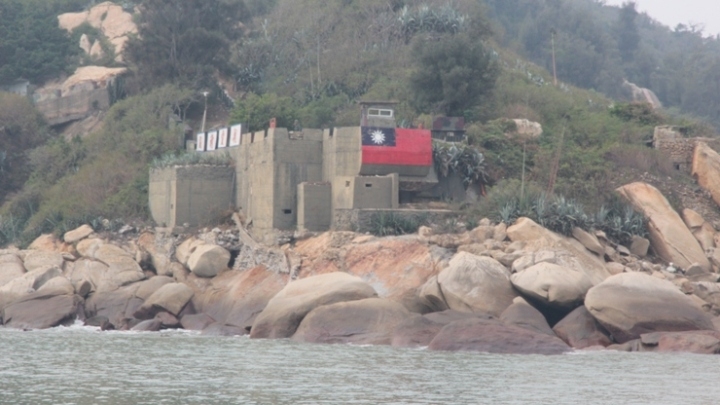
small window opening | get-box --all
[345,181,351,187]
[283,209,292,214]
[365,183,373,188]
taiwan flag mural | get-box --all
[361,126,432,169]
[362,126,396,147]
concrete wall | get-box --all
[323,127,362,180]
[149,165,234,228]
[332,174,397,211]
[297,182,332,232]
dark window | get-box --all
[283,209,292,214]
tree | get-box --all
[0,92,48,203]
[409,34,499,116]
[617,2,640,63]
[126,0,251,89]
[230,92,298,131]
[0,0,81,84]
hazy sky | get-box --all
[604,0,720,37]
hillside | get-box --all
[1,0,720,246]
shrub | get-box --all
[368,211,424,236]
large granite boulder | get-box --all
[250,272,377,339]
[0,253,25,287]
[692,141,720,208]
[506,218,611,285]
[292,298,411,345]
[499,297,554,336]
[91,243,145,291]
[427,317,570,354]
[616,182,710,272]
[23,251,65,272]
[585,272,714,343]
[552,306,612,349]
[64,224,94,244]
[510,262,592,310]
[192,266,286,331]
[639,331,720,354]
[84,283,142,329]
[187,244,230,278]
[681,209,715,252]
[136,232,174,277]
[0,266,62,311]
[65,258,106,294]
[133,283,194,320]
[3,284,82,329]
[391,310,481,348]
[427,252,517,316]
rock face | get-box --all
[693,142,720,208]
[506,218,611,285]
[58,1,137,62]
[427,318,570,354]
[499,297,554,336]
[639,331,720,354]
[250,272,377,339]
[616,182,710,272]
[187,244,230,278]
[3,288,82,329]
[64,224,95,244]
[133,283,194,319]
[682,209,715,252]
[552,306,612,349]
[192,266,287,330]
[431,252,517,316]
[510,262,592,310]
[293,298,411,345]
[585,272,714,343]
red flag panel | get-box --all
[361,128,432,167]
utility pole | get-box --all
[551,29,558,86]
[201,91,209,133]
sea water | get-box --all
[1,324,718,405]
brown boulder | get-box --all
[585,272,714,343]
[293,298,411,345]
[427,317,570,354]
[552,306,612,349]
[510,262,592,310]
[63,224,95,244]
[133,283,194,319]
[499,297,554,336]
[84,284,142,329]
[3,286,83,329]
[250,272,377,339]
[391,315,446,348]
[639,331,720,354]
[187,244,230,278]
[192,266,286,330]
[692,142,720,208]
[616,182,710,271]
[181,313,216,331]
[432,252,517,316]
[0,253,25,287]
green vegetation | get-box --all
[368,211,426,236]
[3,0,720,247]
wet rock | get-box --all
[499,297,554,336]
[427,317,570,354]
[552,306,612,349]
[3,289,83,329]
[192,266,286,330]
[585,272,714,343]
[180,313,216,331]
[133,283,194,319]
[201,322,247,336]
[131,319,162,332]
[250,272,377,339]
[293,298,411,345]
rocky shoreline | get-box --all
[3,182,720,355]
